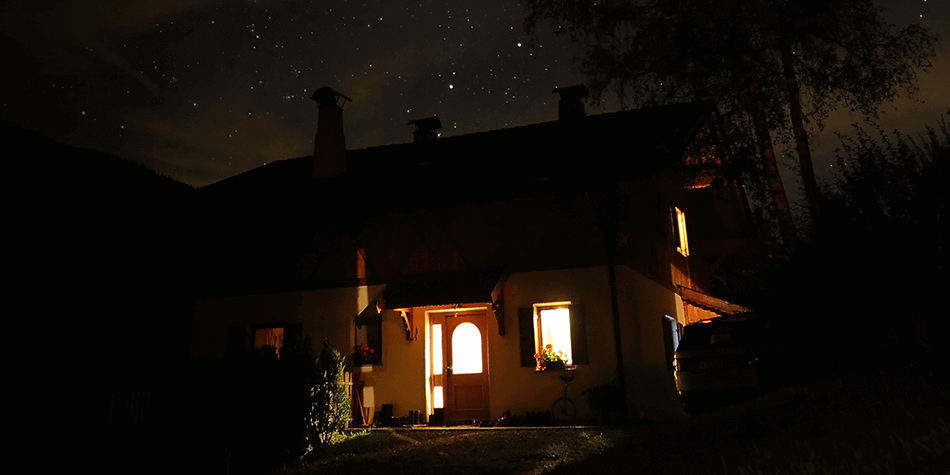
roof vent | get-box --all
[552,85,588,121]
[408,116,443,142]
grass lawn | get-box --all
[281,362,948,475]
[282,427,628,475]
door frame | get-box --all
[428,308,490,422]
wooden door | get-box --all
[443,312,490,422]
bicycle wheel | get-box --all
[551,397,576,422]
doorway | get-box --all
[430,311,490,422]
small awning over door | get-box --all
[357,266,509,335]
[379,266,508,309]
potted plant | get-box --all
[535,344,569,371]
[353,342,376,365]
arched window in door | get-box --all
[452,322,483,374]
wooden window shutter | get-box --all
[569,304,589,364]
[518,307,535,367]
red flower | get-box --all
[545,344,553,349]
[355,342,375,357]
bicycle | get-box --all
[550,373,576,423]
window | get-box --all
[673,206,690,257]
[254,327,285,357]
[518,303,588,367]
[234,322,301,359]
[355,313,382,365]
[536,304,573,364]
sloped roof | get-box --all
[201,101,712,197]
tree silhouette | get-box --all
[525,0,937,241]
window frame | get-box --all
[354,313,383,365]
[518,303,588,367]
[533,302,573,365]
[252,325,285,355]
[673,205,690,257]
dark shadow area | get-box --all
[712,116,949,388]
[5,120,196,473]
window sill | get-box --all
[535,365,577,372]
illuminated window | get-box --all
[227,323,300,360]
[518,303,588,367]
[673,206,690,257]
[432,324,443,409]
[452,322,484,374]
[254,326,285,358]
[537,305,573,364]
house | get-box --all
[190,86,751,423]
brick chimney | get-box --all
[408,116,442,142]
[552,85,588,121]
[311,86,351,178]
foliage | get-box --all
[194,335,325,474]
[524,0,936,135]
[535,344,569,366]
[524,0,938,230]
[309,340,351,449]
[828,117,948,247]
[715,115,948,380]
[810,115,948,353]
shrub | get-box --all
[308,339,350,449]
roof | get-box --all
[193,101,722,299]
[201,101,714,198]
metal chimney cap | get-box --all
[311,87,353,108]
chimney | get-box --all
[552,85,588,121]
[408,116,442,142]
[311,86,352,178]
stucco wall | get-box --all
[492,264,687,422]
[491,266,617,422]
[191,284,384,360]
[617,267,688,420]
[353,308,427,423]
[191,264,688,423]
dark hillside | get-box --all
[5,120,197,440]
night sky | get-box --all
[2,0,947,188]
